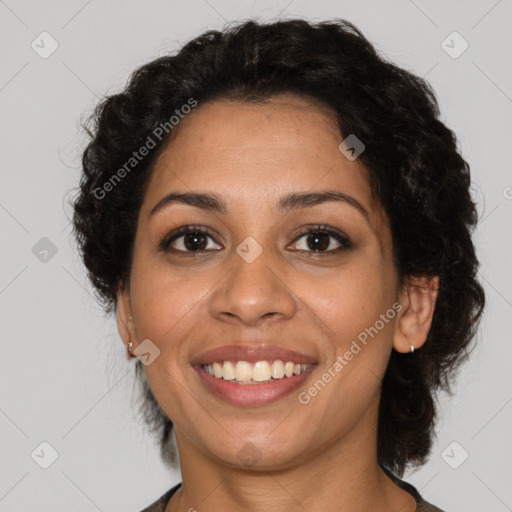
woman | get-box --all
[72,18,485,512]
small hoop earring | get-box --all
[128,340,133,354]
[410,344,415,353]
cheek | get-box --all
[305,259,394,339]
[129,257,207,356]
[302,262,397,395]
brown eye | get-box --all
[160,226,222,253]
[289,225,353,255]
[182,232,208,251]
[304,233,331,251]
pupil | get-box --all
[184,233,207,251]
[307,233,329,251]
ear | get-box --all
[393,275,439,353]
[116,281,137,358]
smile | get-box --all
[202,360,313,384]
[194,361,317,407]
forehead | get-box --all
[141,95,385,226]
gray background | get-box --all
[1,1,511,511]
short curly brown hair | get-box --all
[71,18,485,477]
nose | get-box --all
[209,248,297,327]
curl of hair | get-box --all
[72,18,485,477]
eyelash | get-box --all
[159,224,353,257]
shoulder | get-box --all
[138,483,182,512]
[416,498,447,512]
[379,464,447,512]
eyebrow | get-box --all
[148,190,371,223]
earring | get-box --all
[128,340,133,354]
[410,344,415,353]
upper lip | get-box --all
[191,344,317,366]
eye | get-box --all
[159,224,353,256]
[289,224,353,255]
[160,225,222,253]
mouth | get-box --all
[191,344,318,406]
[202,359,314,383]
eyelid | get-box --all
[289,224,353,251]
[159,225,222,252]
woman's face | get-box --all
[117,94,421,469]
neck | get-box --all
[164,411,416,512]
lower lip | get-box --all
[194,365,317,407]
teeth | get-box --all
[222,361,236,380]
[202,360,313,383]
[235,361,252,382]
[212,362,223,378]
[252,361,271,381]
[271,360,285,378]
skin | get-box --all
[117,94,439,512]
